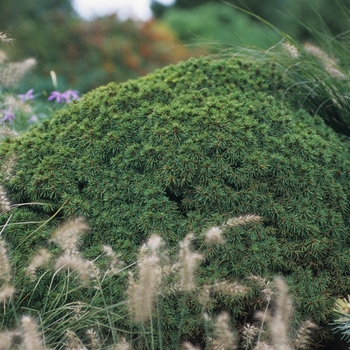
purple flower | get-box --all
[48,91,65,103]
[18,89,35,102]
[62,89,80,102]
[48,89,80,103]
[1,107,15,123]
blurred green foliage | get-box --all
[0,0,74,29]
[4,14,202,95]
[160,2,281,50]
[152,0,350,41]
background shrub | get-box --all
[1,56,350,348]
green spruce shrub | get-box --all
[1,56,350,347]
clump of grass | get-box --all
[218,2,350,137]
[185,275,317,350]
[0,212,323,350]
[253,276,318,350]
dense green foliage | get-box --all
[1,56,350,348]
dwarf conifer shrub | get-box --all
[1,56,350,347]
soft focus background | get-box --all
[1,0,349,95]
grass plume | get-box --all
[25,248,51,279]
[50,217,89,254]
[211,312,237,350]
[21,315,44,350]
[0,58,36,88]
[127,234,164,322]
[178,233,203,292]
[0,238,11,283]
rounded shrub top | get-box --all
[1,56,350,345]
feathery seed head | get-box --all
[198,285,211,309]
[0,330,21,350]
[303,42,329,61]
[25,248,51,279]
[212,280,248,296]
[71,302,85,321]
[86,328,99,350]
[254,310,272,324]
[128,254,162,322]
[204,226,225,245]
[260,276,293,350]
[50,217,89,254]
[103,245,124,276]
[303,42,345,79]
[54,253,92,287]
[0,238,11,282]
[0,154,15,181]
[128,235,163,322]
[0,50,6,64]
[4,94,32,114]
[0,285,15,304]
[213,312,237,350]
[179,233,203,292]
[182,342,201,350]
[21,316,44,350]
[293,320,318,349]
[324,64,346,80]
[111,337,132,350]
[0,58,36,88]
[0,33,13,43]
[0,125,18,141]
[64,330,87,350]
[242,323,260,348]
[248,276,273,302]
[223,215,262,228]
[146,234,164,251]
[0,185,10,213]
[282,43,299,59]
